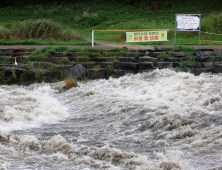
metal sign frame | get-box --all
[174,14,201,48]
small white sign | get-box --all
[176,14,201,31]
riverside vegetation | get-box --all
[0,0,221,45]
[1,45,222,86]
[0,46,128,85]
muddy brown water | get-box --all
[1,69,222,169]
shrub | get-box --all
[157,53,171,58]
[33,46,53,54]
[65,48,82,52]
[28,54,48,62]
[51,46,69,52]
[1,19,82,41]
[77,56,89,62]
[184,51,193,57]
[34,68,45,83]
[58,58,70,64]
[104,51,127,57]
[105,64,113,79]
[92,64,102,69]
[63,77,78,89]
[77,51,91,56]
[27,47,37,52]
[108,47,127,52]
[0,57,14,64]
[84,47,101,53]
[202,12,222,34]
[178,45,198,52]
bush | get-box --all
[63,77,78,89]
[84,47,101,53]
[0,57,14,64]
[92,64,102,69]
[202,12,222,34]
[28,54,48,62]
[77,51,91,56]
[105,51,126,57]
[34,68,45,83]
[157,53,171,58]
[65,48,83,52]
[58,58,70,64]
[178,45,198,52]
[108,47,128,52]
[1,19,82,41]
[51,46,69,52]
[105,64,113,79]
[33,46,53,54]
[77,56,89,62]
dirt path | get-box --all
[0,42,221,51]
[87,38,222,51]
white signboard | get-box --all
[176,14,200,31]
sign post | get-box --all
[174,14,201,48]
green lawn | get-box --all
[0,1,221,45]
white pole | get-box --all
[92,30,94,48]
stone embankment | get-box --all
[0,47,222,84]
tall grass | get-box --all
[202,12,222,34]
[0,19,82,41]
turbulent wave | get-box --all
[0,84,68,131]
[1,69,222,169]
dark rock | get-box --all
[167,52,185,57]
[213,51,222,56]
[158,58,178,62]
[12,52,32,57]
[50,57,69,64]
[214,64,222,73]
[137,70,153,73]
[93,57,112,62]
[215,57,222,62]
[49,52,76,57]
[42,70,62,80]
[65,64,86,78]
[13,49,26,53]
[14,56,28,63]
[202,62,214,68]
[31,62,51,69]
[158,62,173,69]
[156,47,171,52]
[118,62,138,73]
[200,48,214,51]
[112,69,125,78]
[146,52,166,57]
[139,56,157,62]
[118,57,137,62]
[127,52,143,57]
[0,64,14,67]
[177,62,202,68]
[198,57,211,62]
[189,68,212,75]
[54,65,68,69]
[67,56,77,62]
[195,51,217,57]
[87,68,106,79]
[18,64,29,69]
[80,62,112,69]
[139,62,155,70]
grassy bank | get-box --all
[0,1,221,45]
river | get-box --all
[1,69,222,170]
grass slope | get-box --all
[0,1,221,45]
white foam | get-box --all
[0,84,68,132]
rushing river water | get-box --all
[1,69,222,170]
